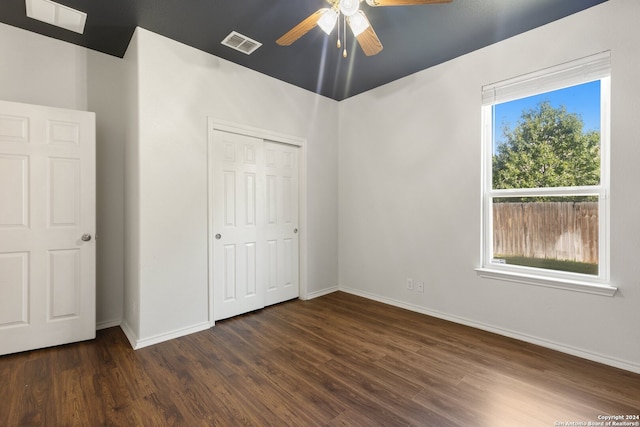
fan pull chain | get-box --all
[336,12,341,49]
[342,15,347,58]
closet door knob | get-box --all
[215,233,222,240]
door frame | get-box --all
[206,118,307,326]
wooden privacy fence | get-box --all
[493,201,598,264]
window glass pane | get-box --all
[492,196,598,275]
[492,81,601,190]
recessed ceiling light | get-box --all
[25,0,87,34]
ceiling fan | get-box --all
[276,0,452,58]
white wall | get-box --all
[338,0,640,373]
[0,23,125,329]
[0,23,87,110]
[87,50,126,329]
[122,28,339,345]
[121,30,142,339]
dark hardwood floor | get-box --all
[1,291,639,426]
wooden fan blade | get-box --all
[355,25,383,56]
[276,9,327,46]
[367,0,451,6]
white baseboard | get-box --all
[121,321,211,350]
[340,286,640,375]
[304,285,339,300]
[96,318,121,330]
[119,320,138,349]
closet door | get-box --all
[212,130,265,321]
[211,130,300,321]
[264,141,299,306]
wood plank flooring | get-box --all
[1,291,639,426]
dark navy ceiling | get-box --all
[0,0,607,100]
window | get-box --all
[478,52,616,296]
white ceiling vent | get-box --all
[221,31,262,55]
[25,0,87,34]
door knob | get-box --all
[293,228,298,234]
[215,233,222,240]
[81,234,92,242]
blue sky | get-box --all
[493,80,601,150]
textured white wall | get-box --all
[0,23,126,329]
[338,0,640,372]
[87,50,126,329]
[127,28,339,343]
[0,23,87,110]
[121,31,142,339]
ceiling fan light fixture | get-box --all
[348,11,370,37]
[277,0,451,57]
[339,0,360,17]
[318,8,338,35]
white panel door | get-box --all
[0,100,95,356]
[212,130,265,321]
[264,141,299,306]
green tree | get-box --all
[493,101,600,190]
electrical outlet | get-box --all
[415,281,424,292]
[406,278,414,290]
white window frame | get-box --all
[476,52,617,297]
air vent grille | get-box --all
[25,0,87,34]
[221,31,262,55]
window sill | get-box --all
[475,268,618,297]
